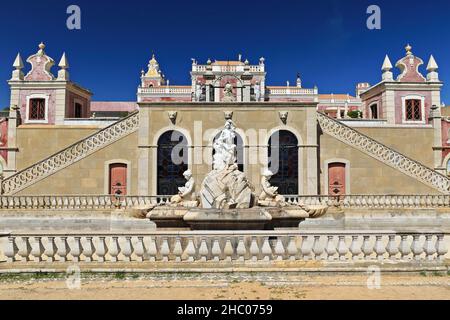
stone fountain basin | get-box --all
[148,206,312,230]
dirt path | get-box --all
[0,273,449,300]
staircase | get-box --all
[2,112,140,195]
[317,112,450,194]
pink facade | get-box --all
[0,118,8,163]
[19,89,57,124]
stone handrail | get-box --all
[2,230,447,264]
[1,112,140,195]
[317,112,450,194]
[0,194,449,210]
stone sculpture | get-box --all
[170,169,198,208]
[258,169,286,207]
[200,120,255,209]
[222,82,235,102]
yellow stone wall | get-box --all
[16,125,98,169]
[16,132,138,195]
[11,105,440,196]
[319,132,438,195]
[355,127,434,167]
[140,103,318,196]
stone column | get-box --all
[429,105,444,173]
[4,88,20,178]
[306,107,318,195]
[137,108,150,195]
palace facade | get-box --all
[1,43,449,197]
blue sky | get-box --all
[1,0,450,107]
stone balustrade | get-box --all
[317,112,450,194]
[1,231,447,264]
[0,195,448,210]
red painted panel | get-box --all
[328,163,346,196]
[109,163,127,196]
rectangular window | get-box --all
[405,99,421,121]
[29,98,46,120]
[74,103,83,118]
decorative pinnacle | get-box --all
[381,55,393,71]
[58,52,69,69]
[13,53,24,70]
[405,44,412,56]
[427,55,438,72]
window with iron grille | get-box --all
[405,99,422,121]
[29,98,46,120]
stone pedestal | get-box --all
[183,208,271,230]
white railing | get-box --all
[269,88,317,95]
[1,112,140,195]
[1,231,447,264]
[138,87,192,94]
[317,112,450,194]
[0,195,448,210]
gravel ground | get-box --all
[0,272,448,300]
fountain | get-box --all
[146,120,328,230]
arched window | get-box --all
[212,132,244,172]
[370,104,378,119]
[157,130,188,195]
[268,130,298,195]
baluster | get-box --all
[211,238,222,261]
[325,236,337,261]
[374,236,386,261]
[134,236,145,262]
[362,236,373,260]
[183,237,197,262]
[436,234,447,261]
[223,238,234,262]
[301,236,312,261]
[349,235,362,261]
[160,237,170,262]
[95,237,107,262]
[83,237,94,262]
[4,236,19,263]
[338,236,349,261]
[172,237,183,262]
[261,237,272,262]
[236,237,246,262]
[249,237,260,262]
[109,236,120,262]
[145,237,157,262]
[198,237,209,261]
[31,237,44,262]
[19,236,32,262]
[274,237,285,261]
[286,236,298,261]
[411,235,423,261]
[58,237,69,262]
[122,236,133,262]
[423,235,436,261]
[312,236,324,260]
[71,237,82,262]
[386,235,399,260]
[399,235,412,260]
